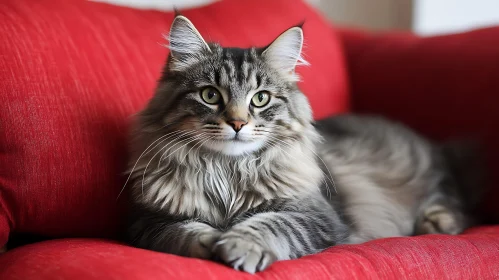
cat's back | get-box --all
[316,114,434,171]
[316,114,427,147]
[316,114,443,242]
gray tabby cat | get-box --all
[125,16,480,273]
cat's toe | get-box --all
[417,204,465,235]
[255,250,277,272]
[190,231,222,259]
[213,236,276,273]
[199,231,221,249]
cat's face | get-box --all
[144,16,313,156]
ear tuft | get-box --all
[263,27,308,82]
[166,16,211,71]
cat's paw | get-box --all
[213,235,277,274]
[189,230,222,259]
[416,204,465,235]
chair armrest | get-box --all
[336,27,499,218]
[337,27,499,138]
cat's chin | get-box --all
[206,139,266,156]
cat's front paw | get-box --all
[189,230,222,259]
[213,234,277,274]
[416,204,466,235]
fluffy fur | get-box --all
[315,116,482,243]
[125,16,481,273]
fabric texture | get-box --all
[0,0,349,247]
[337,27,499,219]
[2,0,499,279]
[1,226,499,279]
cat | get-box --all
[125,15,482,273]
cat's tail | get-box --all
[440,140,487,220]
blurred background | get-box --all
[94,0,499,35]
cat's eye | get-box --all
[251,91,271,107]
[201,87,221,104]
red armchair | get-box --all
[339,27,499,218]
[1,0,498,279]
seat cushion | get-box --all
[1,226,498,279]
[0,0,349,247]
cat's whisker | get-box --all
[117,129,192,200]
[152,120,202,132]
[194,135,213,155]
[160,133,208,165]
[180,135,216,165]
[203,125,222,128]
[141,130,197,195]
[154,132,194,167]
[158,132,202,166]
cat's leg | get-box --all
[127,205,221,259]
[213,197,349,273]
[414,194,468,235]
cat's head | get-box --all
[140,15,315,156]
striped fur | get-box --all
[126,16,481,274]
[315,115,482,243]
[126,16,348,274]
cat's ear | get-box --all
[167,15,211,71]
[262,26,308,82]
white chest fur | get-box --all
[134,142,323,224]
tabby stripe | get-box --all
[274,95,289,103]
[256,75,262,89]
[214,70,221,86]
[279,215,311,253]
[259,221,279,237]
[291,214,326,250]
[272,215,305,254]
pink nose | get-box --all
[227,120,248,132]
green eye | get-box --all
[201,87,221,104]
[251,91,271,107]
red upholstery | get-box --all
[1,226,499,279]
[0,0,348,247]
[338,28,499,218]
[1,0,499,279]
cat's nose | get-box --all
[227,120,248,132]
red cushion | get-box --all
[0,0,349,246]
[1,226,498,279]
[337,27,499,218]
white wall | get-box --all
[310,0,413,31]
[91,0,499,35]
[92,0,414,31]
[91,0,216,10]
[414,0,499,35]
[93,0,320,10]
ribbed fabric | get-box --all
[1,226,498,279]
[3,0,498,279]
[0,0,349,245]
[338,27,499,220]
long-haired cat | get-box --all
[125,15,481,273]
